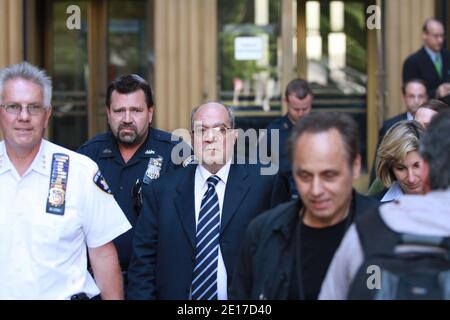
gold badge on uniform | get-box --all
[46,153,69,215]
[48,186,65,207]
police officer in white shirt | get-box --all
[0,62,131,300]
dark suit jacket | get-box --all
[127,163,290,299]
[403,47,450,98]
[378,113,408,142]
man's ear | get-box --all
[352,154,361,180]
[420,160,431,193]
[44,106,52,129]
[148,105,155,124]
[105,106,111,124]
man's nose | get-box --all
[123,110,132,122]
[18,106,31,121]
[203,128,216,142]
[311,176,324,196]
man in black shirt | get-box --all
[230,112,378,300]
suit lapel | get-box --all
[221,164,251,233]
[175,165,197,249]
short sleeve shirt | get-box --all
[0,139,131,299]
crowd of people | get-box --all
[0,17,450,300]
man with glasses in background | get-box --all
[78,74,190,289]
[0,62,131,299]
[127,101,290,299]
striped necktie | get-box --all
[191,175,221,300]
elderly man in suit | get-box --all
[127,102,290,300]
[403,18,450,98]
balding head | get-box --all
[422,18,445,52]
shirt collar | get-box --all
[424,46,440,61]
[381,181,404,203]
[101,130,154,160]
[0,139,49,177]
[406,112,414,120]
[198,160,232,188]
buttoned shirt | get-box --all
[0,139,131,299]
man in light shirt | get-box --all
[0,62,131,299]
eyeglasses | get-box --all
[192,126,232,137]
[0,103,46,115]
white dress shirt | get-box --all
[194,161,232,300]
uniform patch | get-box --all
[93,170,112,194]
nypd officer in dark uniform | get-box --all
[262,78,313,198]
[78,74,191,286]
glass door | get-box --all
[48,0,88,150]
[218,0,283,131]
[303,0,369,170]
[46,0,153,150]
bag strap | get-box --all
[355,207,402,258]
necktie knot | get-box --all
[436,54,442,63]
[207,175,220,187]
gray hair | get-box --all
[0,62,52,108]
[190,102,235,130]
[419,110,450,190]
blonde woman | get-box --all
[375,120,425,202]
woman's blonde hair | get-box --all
[376,120,424,187]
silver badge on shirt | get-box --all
[143,156,163,184]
